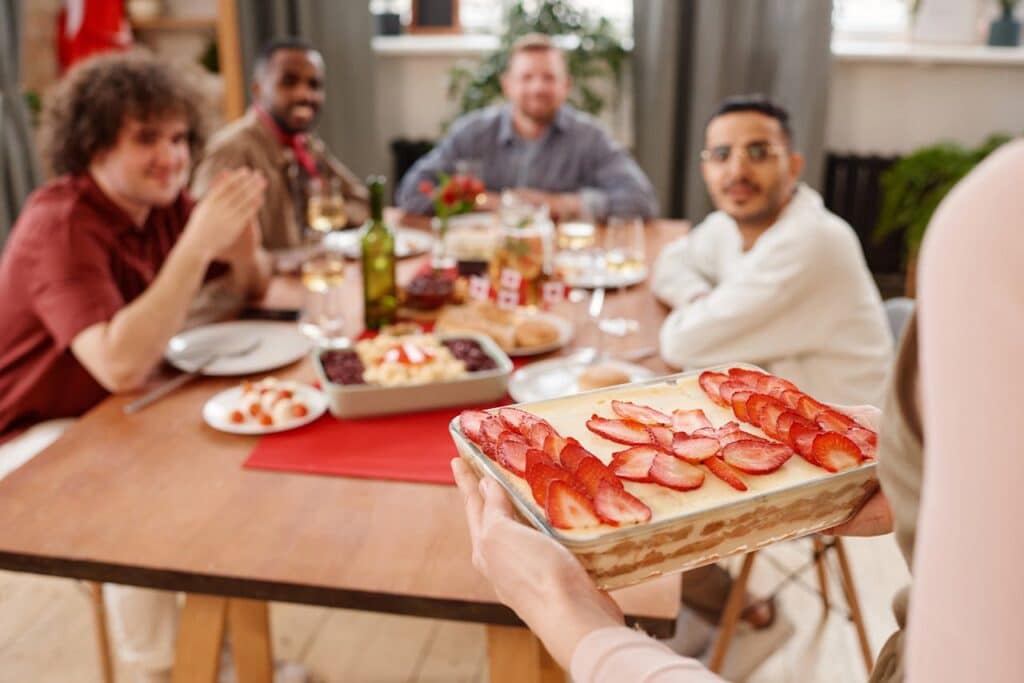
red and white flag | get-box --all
[468,276,491,301]
[499,268,522,291]
[57,0,132,73]
[496,289,520,310]
[542,280,566,305]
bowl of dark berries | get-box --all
[403,273,455,311]
[313,332,512,418]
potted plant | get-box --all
[874,134,1011,296]
[444,0,627,127]
[988,0,1021,46]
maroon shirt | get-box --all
[0,174,197,438]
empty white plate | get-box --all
[324,227,434,260]
[508,357,656,403]
[166,321,312,376]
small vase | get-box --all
[430,216,456,272]
[988,6,1021,47]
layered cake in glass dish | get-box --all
[449,364,878,590]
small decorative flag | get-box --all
[542,280,566,305]
[468,275,491,301]
[497,289,520,310]
[499,268,522,291]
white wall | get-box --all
[373,39,1024,164]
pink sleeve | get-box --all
[570,627,727,683]
[909,139,1024,682]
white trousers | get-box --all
[0,420,178,677]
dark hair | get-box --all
[254,37,320,76]
[706,94,793,145]
[40,51,206,176]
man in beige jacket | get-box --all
[193,37,368,262]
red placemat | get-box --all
[243,399,506,485]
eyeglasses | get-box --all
[700,142,786,165]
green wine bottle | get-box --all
[361,176,397,330]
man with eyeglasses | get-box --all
[653,94,891,405]
[652,95,892,674]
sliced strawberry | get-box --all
[810,432,864,473]
[670,434,721,462]
[525,462,572,506]
[699,371,731,406]
[648,424,674,451]
[594,480,652,526]
[671,408,713,434]
[527,420,557,450]
[609,446,659,482]
[796,395,829,422]
[744,393,774,430]
[525,448,555,472]
[731,391,754,423]
[586,415,654,446]
[718,381,750,404]
[546,481,601,530]
[816,409,858,434]
[650,453,706,491]
[559,439,598,472]
[496,432,530,475]
[776,411,816,445]
[756,397,790,440]
[846,425,878,459]
[611,400,671,426]
[575,457,624,498]
[755,374,799,398]
[717,429,768,446]
[788,422,823,461]
[542,433,567,462]
[779,389,805,410]
[715,421,741,436]
[480,416,507,458]
[693,426,719,439]
[498,407,537,435]
[459,409,490,445]
[722,440,793,474]
[704,456,748,491]
[727,367,768,387]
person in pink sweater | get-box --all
[451,139,1024,682]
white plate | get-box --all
[506,311,575,357]
[507,357,657,403]
[324,227,434,260]
[203,383,327,435]
[167,321,312,376]
[560,266,648,290]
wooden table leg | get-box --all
[227,599,274,683]
[708,552,758,673]
[487,625,565,683]
[86,582,114,683]
[172,593,227,683]
[812,536,831,615]
[833,538,874,674]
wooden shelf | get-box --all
[130,16,217,31]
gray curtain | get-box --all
[634,0,833,221]
[1,0,43,247]
[236,1,383,181]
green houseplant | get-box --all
[445,0,628,128]
[875,135,1011,263]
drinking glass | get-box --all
[298,246,349,348]
[599,216,646,337]
[307,176,347,234]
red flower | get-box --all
[418,180,435,196]
[468,178,485,196]
[440,185,458,205]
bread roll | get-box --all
[577,365,631,391]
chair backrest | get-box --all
[884,297,915,342]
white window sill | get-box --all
[832,38,1024,66]
[372,34,499,57]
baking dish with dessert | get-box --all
[449,364,878,590]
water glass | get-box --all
[298,248,349,348]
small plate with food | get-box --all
[203,377,327,435]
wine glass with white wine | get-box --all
[307,176,347,234]
[599,216,645,337]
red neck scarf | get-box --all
[254,105,320,178]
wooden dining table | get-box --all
[0,218,689,683]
